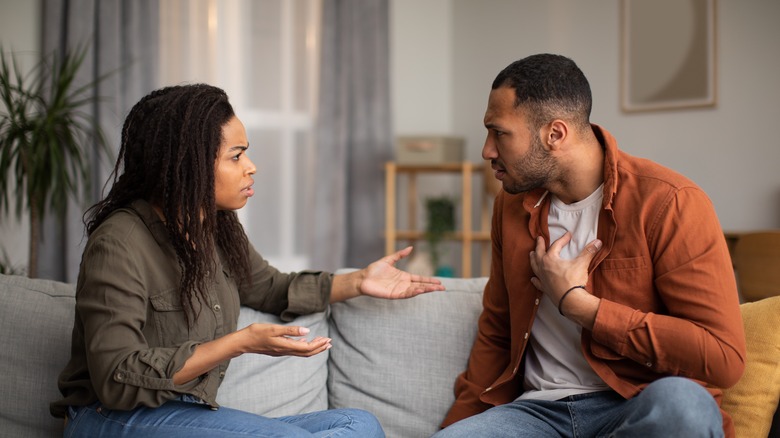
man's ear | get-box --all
[542,119,568,151]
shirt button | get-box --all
[524,332,529,340]
[213,304,221,311]
[219,371,226,379]
[115,372,124,381]
[534,298,540,306]
[645,362,652,367]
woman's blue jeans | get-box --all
[432,377,723,438]
[64,395,385,438]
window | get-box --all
[159,0,321,271]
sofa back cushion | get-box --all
[217,308,330,416]
[0,274,75,437]
[327,275,486,438]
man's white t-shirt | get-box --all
[519,185,610,401]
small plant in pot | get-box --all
[0,45,112,278]
[424,195,456,277]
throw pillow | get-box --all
[216,307,330,417]
[327,275,486,438]
[721,295,780,438]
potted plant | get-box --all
[424,195,456,276]
[0,45,111,278]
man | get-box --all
[434,54,746,437]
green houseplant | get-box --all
[0,45,111,278]
[424,195,456,276]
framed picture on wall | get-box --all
[620,0,717,112]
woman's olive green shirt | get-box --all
[50,200,332,417]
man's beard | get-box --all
[501,133,555,195]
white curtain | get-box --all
[156,0,392,273]
[157,0,322,273]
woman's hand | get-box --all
[361,246,446,299]
[330,246,445,302]
[173,323,329,385]
[239,323,331,357]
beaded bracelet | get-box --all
[558,285,586,316]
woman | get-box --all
[50,84,443,437]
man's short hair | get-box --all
[492,54,592,134]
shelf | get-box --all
[393,231,491,241]
[385,161,493,277]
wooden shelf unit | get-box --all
[384,161,493,277]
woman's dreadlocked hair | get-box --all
[84,84,252,325]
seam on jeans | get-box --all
[568,400,580,438]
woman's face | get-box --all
[214,116,256,210]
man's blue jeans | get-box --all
[433,377,723,437]
[64,395,385,437]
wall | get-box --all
[390,0,454,134]
[393,0,780,232]
[0,0,39,271]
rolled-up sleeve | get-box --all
[238,244,332,321]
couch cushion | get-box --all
[0,274,75,437]
[721,295,780,438]
[328,276,486,438]
[217,308,330,417]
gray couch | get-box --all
[0,272,486,438]
[2,271,779,438]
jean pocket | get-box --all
[64,402,98,437]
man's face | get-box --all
[482,87,554,195]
